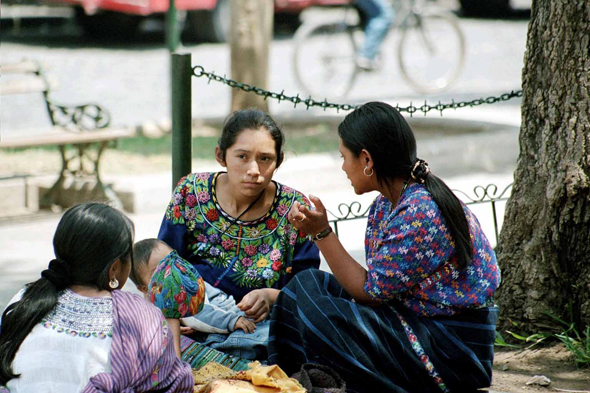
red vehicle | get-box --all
[51,0,347,42]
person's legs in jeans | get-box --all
[200,320,270,361]
[356,0,394,68]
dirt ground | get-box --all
[491,344,590,393]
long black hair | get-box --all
[218,108,285,166]
[0,203,134,384]
[338,101,472,269]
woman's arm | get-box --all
[288,196,379,306]
[166,318,182,358]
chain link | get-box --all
[192,65,523,116]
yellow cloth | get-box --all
[193,362,306,393]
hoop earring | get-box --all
[109,277,119,289]
[363,166,374,177]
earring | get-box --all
[109,277,119,289]
[363,166,374,177]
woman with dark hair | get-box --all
[0,203,193,392]
[158,109,320,369]
[270,102,501,392]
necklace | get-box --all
[200,187,266,287]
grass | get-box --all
[546,312,590,368]
[2,122,341,159]
[495,314,590,368]
[0,123,341,177]
[114,124,340,158]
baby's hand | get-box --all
[179,326,196,336]
[234,316,256,334]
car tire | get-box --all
[185,0,230,43]
[75,7,142,39]
[459,0,512,17]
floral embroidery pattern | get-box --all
[41,289,113,339]
[149,250,206,318]
[162,172,315,294]
[41,320,113,339]
[364,183,501,316]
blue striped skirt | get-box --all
[268,269,499,393]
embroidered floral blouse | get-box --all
[364,183,501,316]
[158,172,320,302]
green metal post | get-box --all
[166,0,181,52]
[171,53,192,191]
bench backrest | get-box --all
[327,183,513,246]
[1,60,111,134]
[1,60,60,96]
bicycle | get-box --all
[293,0,466,99]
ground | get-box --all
[492,344,590,392]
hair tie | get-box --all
[411,159,430,184]
[41,258,71,289]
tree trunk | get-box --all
[495,0,590,334]
[229,0,273,112]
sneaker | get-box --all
[356,57,376,72]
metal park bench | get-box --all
[0,60,135,210]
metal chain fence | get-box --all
[192,65,523,116]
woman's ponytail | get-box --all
[0,273,62,383]
[412,160,472,269]
[0,202,134,385]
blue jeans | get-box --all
[356,0,395,60]
[194,319,270,361]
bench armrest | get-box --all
[48,101,111,131]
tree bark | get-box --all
[229,0,273,112]
[496,0,590,333]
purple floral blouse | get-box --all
[364,183,501,316]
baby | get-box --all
[131,239,265,359]
[130,238,206,357]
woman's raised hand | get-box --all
[288,195,330,237]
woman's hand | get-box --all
[234,316,257,333]
[237,288,278,323]
[288,195,331,237]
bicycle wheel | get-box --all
[397,11,466,94]
[293,21,359,99]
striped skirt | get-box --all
[180,335,251,371]
[268,269,499,393]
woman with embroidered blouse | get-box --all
[158,109,320,368]
[270,102,501,393]
[0,203,194,392]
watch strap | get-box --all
[314,227,333,241]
